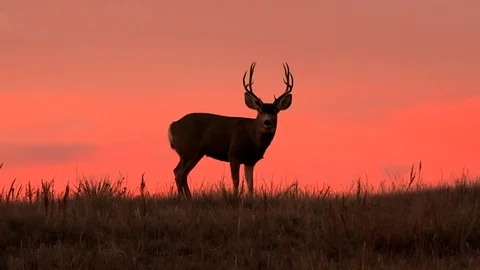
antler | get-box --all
[274,62,294,101]
[243,62,263,103]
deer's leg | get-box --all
[178,154,203,198]
[229,160,241,196]
[244,165,255,196]
[173,160,185,197]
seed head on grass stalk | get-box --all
[6,178,16,203]
[140,173,148,216]
[41,179,54,217]
[26,181,34,204]
[140,172,147,197]
[62,182,70,215]
[14,184,23,201]
[73,175,127,198]
[35,188,40,203]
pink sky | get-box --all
[1,1,479,194]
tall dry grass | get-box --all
[1,162,480,269]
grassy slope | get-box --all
[1,172,480,269]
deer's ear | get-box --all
[244,93,261,110]
[275,94,292,111]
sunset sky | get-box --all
[1,1,479,194]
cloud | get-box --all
[0,143,97,167]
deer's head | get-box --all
[242,62,294,135]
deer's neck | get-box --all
[250,120,276,151]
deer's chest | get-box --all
[231,139,273,166]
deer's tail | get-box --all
[167,123,175,149]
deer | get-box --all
[167,62,294,198]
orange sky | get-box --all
[1,1,479,194]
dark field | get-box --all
[1,167,480,269]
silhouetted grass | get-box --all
[1,163,480,269]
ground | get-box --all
[1,170,480,269]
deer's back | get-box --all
[169,113,255,161]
